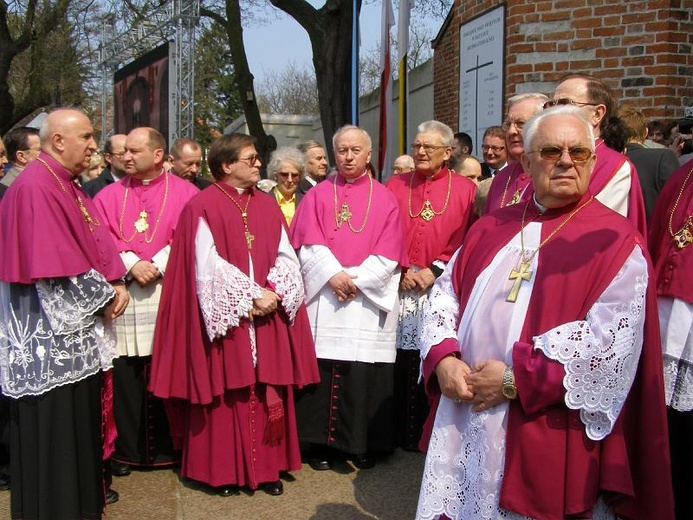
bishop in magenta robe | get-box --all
[417,106,672,520]
[149,133,319,495]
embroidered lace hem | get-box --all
[664,354,693,411]
[0,277,118,398]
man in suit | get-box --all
[82,134,127,198]
[296,140,328,195]
[618,104,679,222]
[480,126,508,180]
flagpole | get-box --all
[351,0,359,125]
[397,0,412,156]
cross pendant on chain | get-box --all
[506,261,532,302]
[244,230,254,250]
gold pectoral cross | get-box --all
[241,213,254,250]
[134,211,149,233]
[507,261,532,302]
[675,227,693,249]
[509,189,521,206]
[338,203,352,224]
[420,200,435,221]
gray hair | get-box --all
[507,93,549,114]
[267,146,305,181]
[416,120,454,147]
[332,125,372,151]
[297,140,325,154]
[523,105,595,153]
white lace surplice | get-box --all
[194,217,304,367]
[417,221,646,520]
[659,297,693,411]
[0,269,117,398]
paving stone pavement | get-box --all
[0,449,425,519]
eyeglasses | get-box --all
[110,151,127,158]
[528,146,594,163]
[501,119,525,131]
[393,166,413,173]
[481,144,505,153]
[238,154,260,165]
[411,143,447,154]
[543,98,599,110]
[277,171,300,179]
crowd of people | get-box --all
[0,70,691,520]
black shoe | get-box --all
[111,461,131,477]
[261,480,283,496]
[308,457,333,471]
[105,488,119,505]
[0,473,10,491]
[216,485,239,497]
[351,454,375,469]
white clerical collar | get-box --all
[343,170,368,184]
[533,193,548,214]
[306,176,318,186]
[140,169,165,186]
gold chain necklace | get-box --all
[667,164,693,249]
[119,173,169,244]
[215,183,254,249]
[506,197,595,302]
[408,169,452,221]
[333,176,373,233]
[37,157,100,231]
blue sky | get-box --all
[243,2,442,83]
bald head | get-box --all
[393,154,414,174]
[123,127,166,180]
[40,109,97,176]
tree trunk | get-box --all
[270,0,361,163]
[203,1,270,175]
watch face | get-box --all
[502,385,517,400]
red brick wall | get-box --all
[433,0,692,127]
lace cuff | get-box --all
[534,295,645,440]
[266,255,304,323]
[533,249,646,441]
[197,259,262,341]
[36,269,115,335]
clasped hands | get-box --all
[328,271,360,302]
[400,267,436,294]
[435,356,509,413]
[250,289,281,318]
[130,260,161,287]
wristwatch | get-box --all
[501,365,518,400]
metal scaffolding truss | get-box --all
[99,0,200,144]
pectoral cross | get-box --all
[420,200,435,221]
[338,203,352,225]
[675,228,693,249]
[241,212,254,250]
[134,211,149,232]
[506,261,532,302]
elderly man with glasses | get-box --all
[386,120,477,452]
[545,74,647,236]
[416,105,672,520]
[484,93,548,213]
